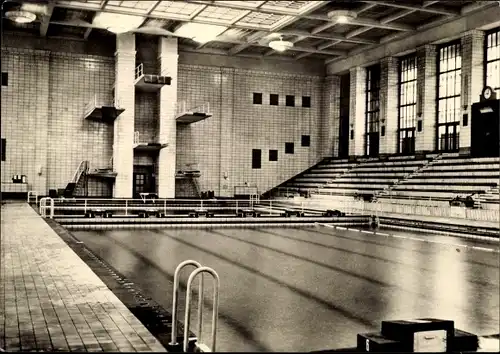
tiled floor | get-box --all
[0,203,166,352]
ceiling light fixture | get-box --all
[5,10,36,24]
[107,26,133,34]
[268,37,294,52]
[175,22,227,44]
[93,12,144,34]
[327,10,357,24]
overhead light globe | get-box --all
[327,10,357,24]
[269,38,294,52]
[5,10,36,24]
[107,26,133,34]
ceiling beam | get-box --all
[54,2,375,45]
[179,45,301,62]
[83,0,109,40]
[325,0,497,67]
[338,1,439,46]
[196,1,266,50]
[311,3,376,35]
[39,0,55,37]
[297,3,378,61]
[228,1,330,55]
[186,0,417,31]
[50,20,347,57]
[361,1,459,16]
[188,0,334,21]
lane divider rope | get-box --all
[317,223,499,253]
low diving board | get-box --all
[83,95,124,123]
[133,143,168,152]
[134,63,171,92]
[176,101,212,124]
[87,169,117,179]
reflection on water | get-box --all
[73,226,499,352]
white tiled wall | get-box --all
[176,65,324,196]
[1,48,114,196]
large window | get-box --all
[365,64,381,157]
[485,28,500,96]
[398,55,417,154]
[437,41,461,151]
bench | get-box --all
[188,209,214,218]
[236,209,261,217]
[283,209,305,217]
[85,208,112,218]
[323,209,345,217]
[134,208,165,218]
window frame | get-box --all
[365,64,381,156]
[484,27,500,96]
[397,54,418,154]
[436,40,462,152]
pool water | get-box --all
[72,226,499,352]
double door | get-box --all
[438,123,459,152]
[399,128,415,155]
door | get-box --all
[338,73,350,158]
[133,165,154,198]
[471,101,500,157]
[400,128,415,155]
[438,123,459,152]
[367,132,380,157]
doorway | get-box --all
[366,132,380,157]
[438,123,459,152]
[399,128,415,155]
[133,165,155,198]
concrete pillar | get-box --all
[349,66,366,157]
[320,75,340,157]
[460,30,484,153]
[219,67,234,198]
[157,37,178,198]
[113,33,136,198]
[415,44,437,153]
[379,57,399,155]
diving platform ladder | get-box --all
[169,260,220,353]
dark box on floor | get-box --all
[381,318,454,351]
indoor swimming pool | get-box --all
[71,226,499,352]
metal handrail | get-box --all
[39,197,54,218]
[72,161,89,184]
[170,260,204,347]
[184,267,220,353]
[177,101,211,115]
[83,94,98,117]
[135,63,144,80]
[27,191,39,204]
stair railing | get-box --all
[192,178,201,198]
[72,161,89,184]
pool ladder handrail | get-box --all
[170,260,204,348]
[39,197,54,218]
[184,266,220,353]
